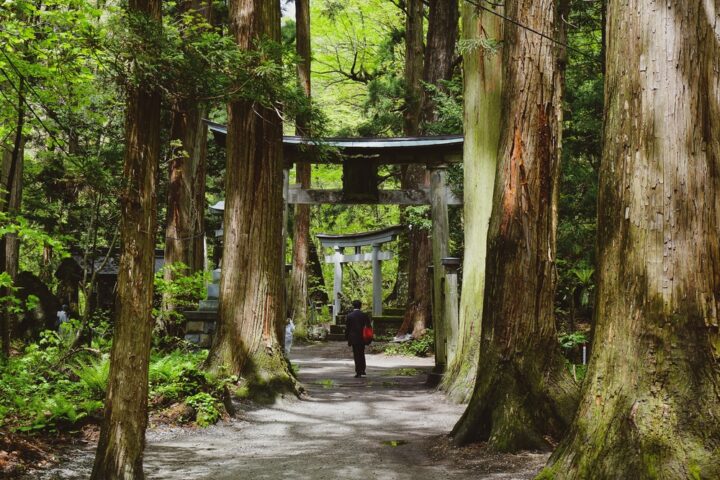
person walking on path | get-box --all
[345,299,370,378]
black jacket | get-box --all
[345,309,371,346]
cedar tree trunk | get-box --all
[204,0,294,393]
[161,0,211,334]
[90,0,161,477]
[397,0,458,339]
[451,0,578,450]
[288,0,311,339]
[540,1,720,477]
[0,79,24,358]
[396,0,432,338]
[440,1,500,403]
[421,0,459,124]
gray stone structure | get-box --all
[316,226,403,322]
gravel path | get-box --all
[27,341,547,479]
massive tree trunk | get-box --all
[451,0,578,450]
[3,145,22,287]
[440,0,500,403]
[421,0,459,124]
[541,1,720,477]
[204,0,294,392]
[288,0,311,339]
[161,0,211,334]
[397,0,459,340]
[0,79,25,359]
[396,0,431,338]
[397,168,433,339]
[403,0,424,136]
[90,1,161,477]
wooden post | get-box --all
[429,165,449,370]
[371,243,382,316]
[332,246,343,324]
[441,257,460,365]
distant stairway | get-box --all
[183,268,221,347]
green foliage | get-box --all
[153,263,208,325]
[457,37,502,56]
[185,392,221,427]
[0,331,102,432]
[558,331,588,351]
[70,355,110,399]
[149,349,215,404]
[315,379,335,389]
[423,78,463,136]
[383,330,434,357]
[555,0,603,329]
[0,336,232,432]
[311,0,405,135]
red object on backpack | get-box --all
[362,325,374,345]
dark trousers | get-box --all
[352,344,366,374]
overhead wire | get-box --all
[465,0,602,65]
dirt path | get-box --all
[28,342,547,479]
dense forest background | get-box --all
[0,0,602,428]
[0,0,602,325]
[11,0,714,478]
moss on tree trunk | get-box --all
[288,0,312,339]
[204,0,296,397]
[451,0,578,449]
[90,1,162,476]
[540,1,720,477]
[440,0,500,404]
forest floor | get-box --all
[19,342,548,479]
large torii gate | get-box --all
[205,122,462,369]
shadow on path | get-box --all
[25,342,547,479]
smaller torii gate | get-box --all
[317,226,403,322]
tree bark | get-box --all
[205,0,294,393]
[288,0,311,339]
[307,241,328,304]
[421,0,459,124]
[191,120,208,273]
[451,0,578,450]
[90,0,161,477]
[397,0,458,340]
[541,1,720,477]
[397,167,432,339]
[395,0,432,338]
[440,0,500,403]
[1,78,25,359]
[403,0,424,136]
[161,0,212,335]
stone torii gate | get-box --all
[204,122,463,370]
[317,226,403,322]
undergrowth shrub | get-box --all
[71,356,110,399]
[383,329,434,357]
[0,333,232,432]
[186,392,221,427]
[0,331,104,432]
[558,331,589,383]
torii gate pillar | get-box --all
[430,165,449,370]
[371,243,382,316]
[332,246,344,323]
